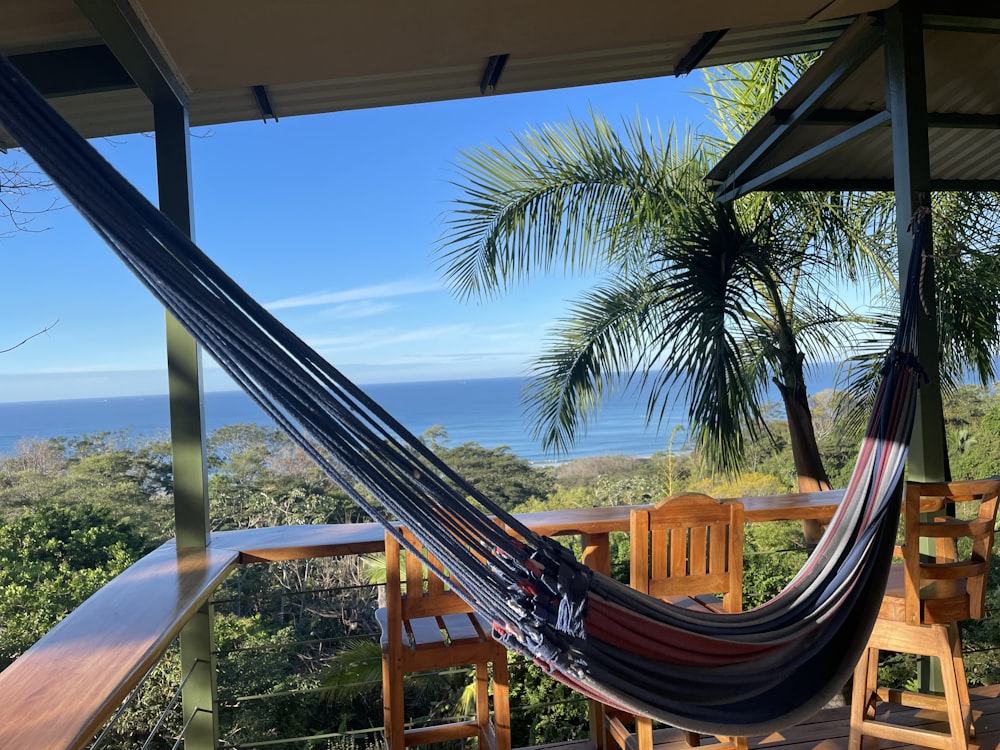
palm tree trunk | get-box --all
[774,346,831,545]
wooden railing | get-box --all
[0,491,843,749]
[0,524,385,749]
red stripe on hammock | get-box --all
[584,595,784,666]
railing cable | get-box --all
[169,706,212,750]
[141,657,207,750]
[86,642,181,749]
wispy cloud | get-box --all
[308,324,471,352]
[266,278,443,311]
[321,300,395,320]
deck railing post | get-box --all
[885,0,948,485]
[179,603,220,746]
[154,96,220,748]
[885,1,948,696]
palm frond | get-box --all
[836,312,911,436]
[642,196,775,474]
[320,638,384,702]
[436,112,689,300]
[935,236,1000,385]
[523,278,657,455]
[695,57,817,147]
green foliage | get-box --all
[590,473,662,507]
[216,612,330,747]
[508,658,589,746]
[517,485,592,513]
[0,502,147,668]
[549,451,694,501]
[0,452,70,516]
[427,429,556,512]
[6,384,1000,745]
[208,423,364,529]
[92,642,183,749]
[321,638,384,703]
[686,471,791,501]
[742,521,809,608]
[931,193,1000,386]
[319,637,491,741]
[961,550,1000,687]
[0,423,382,746]
[208,423,289,482]
[946,387,1000,480]
[0,433,175,539]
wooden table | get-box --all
[0,490,843,749]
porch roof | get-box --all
[706,5,1000,200]
[2,0,894,147]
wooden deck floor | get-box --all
[530,685,1000,750]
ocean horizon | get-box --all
[0,371,843,463]
[0,377,692,463]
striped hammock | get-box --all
[0,54,925,735]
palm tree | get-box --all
[436,103,891,491]
[702,59,1000,446]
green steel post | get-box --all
[179,604,218,748]
[154,99,219,746]
[75,2,217,744]
[885,1,950,695]
[885,2,948,485]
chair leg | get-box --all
[933,624,971,750]
[603,707,630,750]
[492,656,512,750]
[720,735,748,750]
[948,623,974,740]
[704,731,746,750]
[382,653,405,750]
[635,715,654,750]
[475,662,490,745]
[848,644,875,750]
[593,702,610,750]
[863,644,879,714]
[850,622,976,750]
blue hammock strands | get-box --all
[0,53,926,736]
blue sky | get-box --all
[0,75,712,403]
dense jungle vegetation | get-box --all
[1,384,999,748]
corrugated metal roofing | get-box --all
[706,10,1000,197]
[1,0,895,145]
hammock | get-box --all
[0,54,926,736]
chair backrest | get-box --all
[902,479,1000,626]
[629,492,745,613]
[384,526,473,630]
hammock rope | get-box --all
[0,53,926,735]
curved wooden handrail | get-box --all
[0,492,842,749]
[0,542,238,749]
[0,523,385,750]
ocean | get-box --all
[0,377,694,463]
[0,368,847,463]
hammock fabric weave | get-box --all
[0,53,926,735]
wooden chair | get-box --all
[605,492,748,750]
[849,478,1000,750]
[376,526,511,750]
